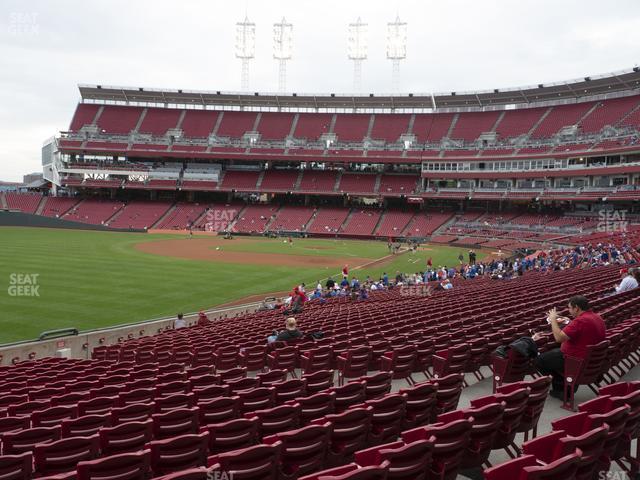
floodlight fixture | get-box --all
[235,15,256,91]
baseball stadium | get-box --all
[1,2,640,479]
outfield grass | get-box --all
[0,227,483,344]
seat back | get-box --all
[99,420,153,455]
[61,414,112,437]
[360,372,393,400]
[34,434,100,475]
[208,443,281,480]
[248,403,302,438]
[152,407,200,439]
[401,418,472,480]
[213,346,240,372]
[273,379,307,403]
[330,381,367,413]
[111,402,155,425]
[572,340,611,386]
[523,451,582,480]
[302,347,333,373]
[76,450,151,480]
[148,432,209,476]
[316,407,372,460]
[288,392,336,424]
[192,384,230,403]
[398,381,437,429]
[355,439,433,479]
[0,416,30,436]
[31,405,78,428]
[203,418,259,454]
[432,374,464,418]
[1,426,61,455]
[256,369,288,387]
[0,452,32,480]
[303,370,335,395]
[237,387,276,415]
[263,422,332,478]
[363,394,407,444]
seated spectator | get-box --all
[441,279,453,290]
[283,287,305,314]
[275,317,304,342]
[197,311,211,326]
[174,313,186,329]
[534,295,606,398]
[615,268,639,294]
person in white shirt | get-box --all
[615,268,639,294]
[174,313,187,329]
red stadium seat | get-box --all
[263,422,332,480]
[99,420,153,455]
[208,443,282,479]
[76,450,151,480]
[34,435,100,476]
[148,432,209,476]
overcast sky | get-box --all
[1,0,639,182]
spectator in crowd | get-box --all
[275,317,304,342]
[615,268,639,294]
[534,295,606,398]
[283,287,305,315]
[174,313,186,329]
[326,277,335,290]
[441,279,453,290]
[197,311,211,326]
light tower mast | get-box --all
[386,15,407,92]
[273,17,293,93]
[347,17,368,93]
[235,16,256,91]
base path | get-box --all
[134,237,373,268]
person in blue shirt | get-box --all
[382,272,389,286]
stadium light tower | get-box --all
[273,17,293,93]
[347,17,368,92]
[235,15,256,91]
[386,15,407,92]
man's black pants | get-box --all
[535,348,565,392]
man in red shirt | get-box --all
[534,295,606,398]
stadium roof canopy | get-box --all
[79,67,640,111]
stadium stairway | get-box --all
[0,192,7,209]
[255,170,266,190]
[371,210,387,236]
[102,204,125,225]
[445,113,459,140]
[429,213,459,238]
[489,110,506,133]
[373,174,382,194]
[33,197,47,216]
[332,171,342,192]
[263,205,283,231]
[151,203,178,229]
[225,204,247,232]
[192,207,211,229]
[338,207,355,233]
[293,170,304,191]
[616,101,640,127]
